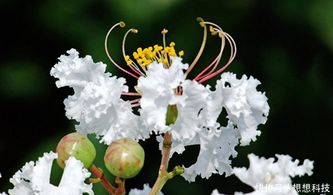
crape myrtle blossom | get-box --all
[233,154,313,195]
[50,49,149,144]
[208,73,270,146]
[3,152,93,195]
[50,18,270,182]
[212,154,314,195]
[0,18,315,195]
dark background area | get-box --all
[0,0,332,194]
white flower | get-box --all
[138,57,188,134]
[128,184,163,195]
[209,73,269,145]
[138,57,213,143]
[182,123,240,182]
[6,151,93,195]
[138,57,270,181]
[51,49,148,144]
[232,153,314,195]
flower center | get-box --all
[104,18,236,81]
[124,29,184,70]
[126,42,184,69]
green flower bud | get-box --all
[56,132,96,169]
[104,138,145,179]
[166,104,178,125]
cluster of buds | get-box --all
[56,133,145,180]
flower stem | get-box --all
[90,164,116,194]
[150,132,184,195]
[114,177,126,195]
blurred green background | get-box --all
[0,0,332,194]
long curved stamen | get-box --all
[105,21,139,79]
[130,98,141,108]
[131,103,141,108]
[185,17,207,76]
[121,92,141,96]
[122,28,145,76]
[194,23,226,81]
[198,31,237,83]
[130,98,141,104]
[205,23,225,74]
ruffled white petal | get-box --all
[9,161,36,195]
[51,49,148,144]
[128,184,163,195]
[138,57,188,134]
[182,123,240,182]
[171,80,211,142]
[139,58,214,144]
[233,154,314,195]
[58,156,93,195]
[210,72,269,145]
[7,151,93,195]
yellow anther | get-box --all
[124,55,133,65]
[196,17,205,27]
[131,28,138,33]
[143,48,149,53]
[210,26,218,36]
[130,41,183,69]
[126,60,133,65]
[218,31,224,38]
[133,52,139,59]
[179,51,184,56]
[119,21,126,28]
[161,28,168,34]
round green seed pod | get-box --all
[56,132,96,169]
[104,138,145,179]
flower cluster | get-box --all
[0,18,314,195]
[50,18,270,182]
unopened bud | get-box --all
[56,132,96,169]
[104,138,145,179]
